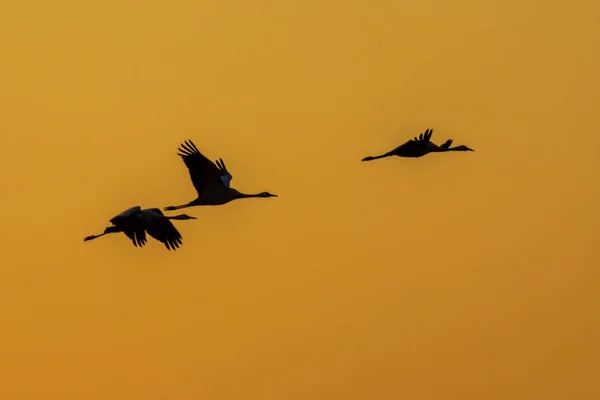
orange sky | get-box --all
[1,0,599,399]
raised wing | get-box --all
[439,138,453,149]
[144,208,164,217]
[108,206,146,246]
[110,205,142,224]
[177,140,226,196]
[391,128,434,153]
[146,217,183,250]
[215,158,233,188]
[411,128,433,143]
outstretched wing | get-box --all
[146,216,183,251]
[135,230,147,247]
[145,208,164,217]
[123,229,147,247]
[439,138,453,148]
[108,206,145,247]
[110,205,142,224]
[176,140,227,196]
[215,158,233,188]
[411,128,433,143]
[392,128,434,153]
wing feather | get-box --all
[146,218,183,251]
[440,138,453,149]
[176,140,226,196]
[123,229,147,247]
[215,158,233,188]
[135,230,147,247]
[389,129,435,155]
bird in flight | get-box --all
[361,128,474,161]
[83,206,196,250]
[164,140,277,211]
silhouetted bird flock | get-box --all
[84,129,473,250]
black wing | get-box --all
[411,128,433,143]
[439,138,453,149]
[146,217,183,251]
[111,207,145,247]
[392,128,434,153]
[135,230,148,247]
[215,158,233,188]
[110,206,142,225]
[123,229,147,247]
[177,140,226,196]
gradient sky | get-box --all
[1,1,599,399]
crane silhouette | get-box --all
[164,140,277,211]
[83,206,196,250]
[362,128,474,161]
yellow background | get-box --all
[1,1,599,399]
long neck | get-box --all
[429,145,447,153]
[166,214,190,220]
[432,146,471,153]
[229,188,275,200]
[236,191,263,199]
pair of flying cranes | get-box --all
[83,128,474,250]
